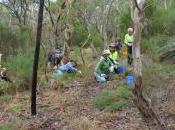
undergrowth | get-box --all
[0,123,13,130]
[92,86,133,112]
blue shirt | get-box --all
[59,62,77,73]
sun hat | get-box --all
[128,28,133,32]
[102,50,110,55]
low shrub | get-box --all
[5,50,33,88]
[92,86,133,112]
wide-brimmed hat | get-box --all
[109,43,115,47]
[102,50,110,55]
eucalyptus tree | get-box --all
[0,0,30,25]
[131,0,165,129]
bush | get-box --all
[91,30,103,47]
[0,22,31,57]
[118,5,132,37]
[0,123,13,130]
[72,19,88,46]
[0,82,16,95]
[145,0,175,36]
[5,50,34,87]
[92,86,133,112]
[141,34,169,59]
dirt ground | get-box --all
[1,79,175,130]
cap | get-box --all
[128,28,133,32]
[102,50,110,55]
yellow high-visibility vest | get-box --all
[109,51,118,63]
[124,34,133,46]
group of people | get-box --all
[94,27,134,83]
[47,48,81,77]
[47,27,134,83]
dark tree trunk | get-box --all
[31,0,45,115]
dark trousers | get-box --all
[127,45,133,65]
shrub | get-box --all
[0,123,13,130]
[118,5,132,37]
[0,82,16,95]
[91,30,103,47]
[5,50,33,87]
[0,22,31,57]
[72,19,88,46]
[141,34,169,59]
[145,0,175,36]
[92,86,133,112]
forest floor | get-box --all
[1,77,175,130]
[1,50,175,130]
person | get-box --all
[109,43,119,65]
[53,59,81,76]
[115,39,122,53]
[47,47,63,67]
[94,50,113,83]
[0,68,12,82]
[124,28,134,65]
[109,43,125,75]
[59,60,79,73]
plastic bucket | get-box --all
[117,65,125,74]
[126,75,134,87]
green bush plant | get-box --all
[5,50,33,88]
[92,86,133,112]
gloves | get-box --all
[77,70,82,74]
[109,66,114,72]
[101,74,106,78]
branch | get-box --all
[133,0,142,13]
[44,0,55,26]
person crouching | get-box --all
[94,50,113,83]
[0,68,12,82]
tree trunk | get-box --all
[31,0,45,115]
[132,0,165,129]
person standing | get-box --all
[124,28,134,65]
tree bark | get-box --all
[31,0,45,115]
[132,0,165,129]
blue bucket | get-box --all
[117,65,125,74]
[126,74,134,87]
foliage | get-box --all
[5,49,34,86]
[92,86,133,112]
[158,37,175,63]
[0,82,15,95]
[145,0,175,35]
[72,19,88,46]
[141,34,168,59]
[0,22,31,57]
[9,101,21,112]
[118,5,132,38]
[0,123,13,130]
[91,29,103,47]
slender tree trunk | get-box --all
[132,0,165,129]
[31,0,45,115]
